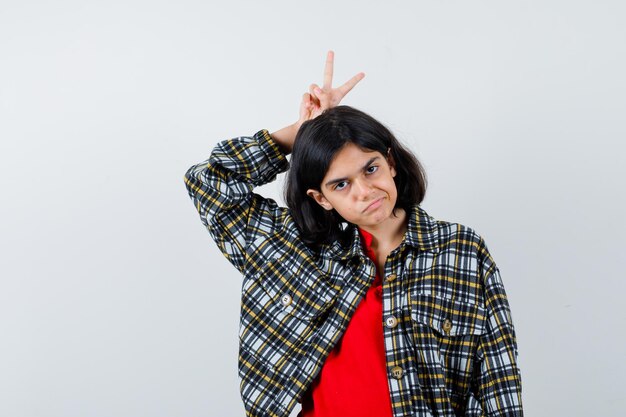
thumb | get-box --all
[303,93,313,109]
[310,83,329,108]
[309,83,324,100]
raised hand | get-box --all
[296,50,365,127]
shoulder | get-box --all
[412,204,485,251]
[245,201,318,261]
[431,215,496,278]
[435,218,484,249]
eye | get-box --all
[334,181,348,191]
[366,165,379,174]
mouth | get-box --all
[363,197,384,213]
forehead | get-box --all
[324,142,383,177]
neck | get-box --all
[359,208,408,251]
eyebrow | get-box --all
[324,156,380,189]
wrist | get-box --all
[269,122,299,155]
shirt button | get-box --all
[385,273,397,282]
[280,294,292,307]
[442,318,452,335]
[390,366,403,379]
[385,315,398,329]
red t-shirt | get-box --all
[300,227,393,417]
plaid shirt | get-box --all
[183,129,524,417]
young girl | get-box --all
[184,51,523,417]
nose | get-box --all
[353,178,375,200]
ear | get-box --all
[306,189,334,211]
[386,148,397,177]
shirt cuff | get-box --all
[254,128,290,174]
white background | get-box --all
[1,1,625,416]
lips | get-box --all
[363,197,384,213]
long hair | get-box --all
[284,105,427,248]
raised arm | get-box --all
[183,128,291,273]
[183,50,365,273]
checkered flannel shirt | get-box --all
[183,129,523,417]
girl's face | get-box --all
[306,142,398,229]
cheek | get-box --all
[386,178,399,199]
[380,175,397,191]
[332,198,359,219]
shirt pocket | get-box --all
[256,257,338,320]
[239,256,339,376]
[408,293,487,404]
[409,292,487,337]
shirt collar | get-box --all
[320,204,440,260]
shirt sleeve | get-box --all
[183,128,290,274]
[475,235,524,416]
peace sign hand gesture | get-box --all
[296,50,365,128]
[270,51,365,154]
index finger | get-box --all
[322,50,334,90]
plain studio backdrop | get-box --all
[1,1,624,416]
